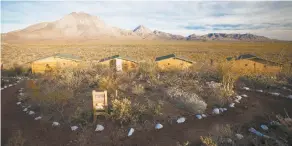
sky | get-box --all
[1,1,292,40]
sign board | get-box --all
[92,90,108,121]
[116,58,123,71]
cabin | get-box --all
[227,54,281,74]
[155,54,193,70]
[98,55,138,72]
[31,54,81,74]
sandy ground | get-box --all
[1,80,292,146]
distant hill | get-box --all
[187,33,271,41]
[2,12,275,41]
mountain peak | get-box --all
[133,25,152,36]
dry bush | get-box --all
[111,98,133,125]
[6,130,26,146]
[217,61,239,97]
[166,87,207,113]
[70,107,92,126]
[201,82,231,107]
[131,84,145,95]
[200,136,217,146]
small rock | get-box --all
[28,111,35,115]
[35,116,42,120]
[202,114,207,118]
[19,93,24,96]
[4,86,7,88]
[234,99,240,103]
[1,88,3,90]
[177,117,186,123]
[128,128,134,136]
[155,123,163,129]
[236,96,242,100]
[256,89,263,93]
[219,108,224,113]
[222,108,227,111]
[23,108,28,112]
[213,108,220,114]
[71,126,78,131]
[226,138,233,143]
[242,94,248,97]
[260,124,269,131]
[95,124,104,132]
[196,114,202,119]
[9,84,12,87]
[269,92,280,96]
[229,103,235,108]
[287,95,292,99]
[270,121,281,126]
[16,102,21,105]
[235,133,244,140]
[243,87,250,91]
[52,122,60,126]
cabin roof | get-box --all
[155,54,193,63]
[99,55,137,63]
[226,54,280,66]
[29,53,81,63]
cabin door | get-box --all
[116,59,123,72]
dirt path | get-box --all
[2,82,292,146]
[1,81,78,146]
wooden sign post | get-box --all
[92,90,108,122]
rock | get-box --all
[177,117,186,123]
[234,99,240,103]
[243,87,250,91]
[236,95,242,100]
[219,108,224,113]
[34,116,42,120]
[202,114,207,118]
[260,124,269,131]
[16,102,21,105]
[1,88,4,90]
[256,89,263,93]
[229,103,235,108]
[155,123,163,129]
[23,108,28,112]
[9,84,12,87]
[4,86,7,88]
[287,95,292,99]
[19,93,24,96]
[269,92,280,96]
[235,133,244,140]
[128,128,134,136]
[95,124,104,132]
[52,122,60,126]
[242,94,248,97]
[223,108,227,111]
[28,111,35,115]
[71,126,78,131]
[226,138,233,143]
[196,114,202,119]
[213,108,220,114]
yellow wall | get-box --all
[156,58,193,70]
[31,57,79,74]
[231,59,281,74]
[98,59,137,71]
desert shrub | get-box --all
[201,83,230,107]
[137,62,161,86]
[166,87,207,113]
[240,74,279,89]
[217,61,239,97]
[111,98,133,124]
[6,130,26,146]
[131,84,145,95]
[200,136,217,146]
[70,107,92,126]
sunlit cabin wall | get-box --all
[156,58,193,70]
[231,59,281,74]
[31,57,79,74]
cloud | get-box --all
[1,1,292,40]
